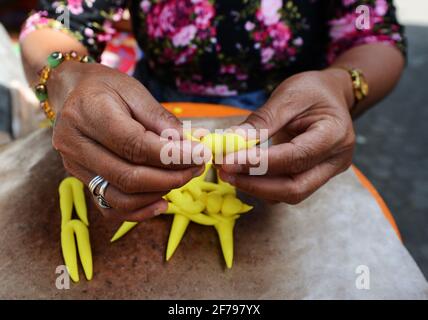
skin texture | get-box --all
[21,29,404,213]
[219,43,405,203]
[22,30,209,221]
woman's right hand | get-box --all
[49,61,207,221]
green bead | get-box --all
[47,51,64,68]
[35,84,48,102]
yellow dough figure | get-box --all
[111,132,256,268]
[58,177,93,282]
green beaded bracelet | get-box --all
[34,51,94,122]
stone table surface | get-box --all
[0,128,426,299]
[354,25,428,279]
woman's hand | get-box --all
[219,69,356,204]
[50,61,206,221]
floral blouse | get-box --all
[21,0,406,96]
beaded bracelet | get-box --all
[34,51,95,123]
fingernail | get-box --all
[153,200,168,216]
[153,206,165,216]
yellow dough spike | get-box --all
[59,178,74,228]
[166,214,190,261]
[61,222,79,282]
[240,204,253,214]
[59,177,88,227]
[222,133,249,154]
[70,178,88,226]
[72,220,93,280]
[184,131,201,142]
[215,220,236,269]
[61,219,93,282]
[221,196,242,216]
[110,221,138,242]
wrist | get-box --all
[322,68,355,111]
[47,60,85,112]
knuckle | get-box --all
[247,107,276,130]
[114,197,140,211]
[122,134,148,164]
[285,182,306,205]
[51,129,64,152]
[61,95,83,122]
[238,179,257,195]
[289,144,313,173]
[116,168,140,193]
[159,110,179,127]
[345,129,356,149]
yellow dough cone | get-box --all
[110,221,139,242]
[59,179,73,228]
[166,214,190,261]
[70,178,88,226]
[201,133,225,156]
[59,177,88,227]
[222,132,258,154]
[215,220,236,269]
[61,219,93,282]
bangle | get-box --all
[335,67,369,108]
[34,51,95,123]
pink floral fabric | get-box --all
[21,0,405,96]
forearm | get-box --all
[20,29,87,86]
[327,43,405,118]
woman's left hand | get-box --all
[219,69,356,204]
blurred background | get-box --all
[0,0,427,277]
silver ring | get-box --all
[88,175,104,196]
[97,195,112,209]
[98,180,109,198]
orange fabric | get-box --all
[352,165,402,241]
[162,102,251,118]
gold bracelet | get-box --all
[336,67,369,106]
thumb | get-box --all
[235,96,288,142]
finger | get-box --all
[108,74,184,134]
[55,126,204,193]
[97,199,168,222]
[73,91,208,168]
[234,87,309,140]
[222,119,340,175]
[218,155,348,204]
[62,159,168,211]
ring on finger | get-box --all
[88,175,104,196]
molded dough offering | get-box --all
[111,132,255,268]
[58,177,92,282]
